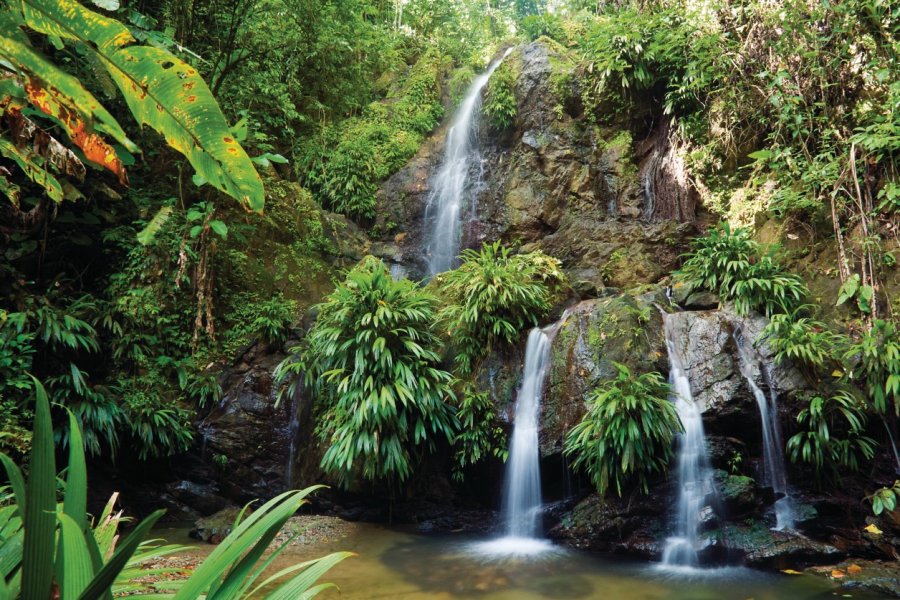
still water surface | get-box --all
[156,522,886,599]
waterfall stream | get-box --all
[733,329,796,530]
[661,314,718,568]
[424,49,512,277]
[474,315,567,557]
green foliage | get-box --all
[675,224,807,316]
[578,5,720,117]
[0,379,348,599]
[438,242,566,375]
[869,481,900,516]
[843,320,900,416]
[298,51,446,220]
[787,390,876,477]
[762,308,842,373]
[279,257,457,488]
[483,61,518,130]
[836,274,876,316]
[224,293,298,349]
[451,385,507,481]
[520,14,568,43]
[564,363,681,496]
[0,0,264,211]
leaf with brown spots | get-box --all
[0,137,64,202]
[17,0,264,212]
[7,108,86,181]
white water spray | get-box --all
[424,49,512,276]
[474,316,567,557]
[661,314,717,568]
[733,329,795,530]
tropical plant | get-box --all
[675,224,758,297]
[483,61,518,130]
[438,242,566,375]
[869,481,900,516]
[843,319,900,416]
[0,379,351,598]
[564,363,681,496]
[675,224,806,316]
[761,307,843,374]
[0,0,264,212]
[787,390,877,477]
[451,385,507,481]
[278,256,458,489]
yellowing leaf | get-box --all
[0,137,63,202]
[831,569,845,578]
[864,523,883,535]
[781,569,802,575]
[847,564,863,574]
[18,0,265,212]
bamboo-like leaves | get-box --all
[15,0,264,212]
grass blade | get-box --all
[21,378,56,600]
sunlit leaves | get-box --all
[0,0,264,211]
[438,242,566,375]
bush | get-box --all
[564,363,681,496]
[520,14,568,43]
[762,307,843,374]
[843,319,900,416]
[675,223,807,316]
[483,62,518,130]
[279,257,457,488]
[787,390,876,478]
[437,242,566,375]
[451,385,507,481]
[298,51,446,221]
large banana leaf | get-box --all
[15,0,265,212]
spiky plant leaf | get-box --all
[21,378,56,600]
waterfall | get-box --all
[661,314,717,568]
[503,328,553,538]
[733,329,795,530]
[424,49,512,277]
[473,315,568,557]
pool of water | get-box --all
[154,523,885,599]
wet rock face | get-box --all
[541,291,669,456]
[663,306,806,435]
[375,39,696,291]
[196,344,294,502]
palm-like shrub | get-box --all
[438,242,566,375]
[787,390,876,477]
[451,385,507,481]
[843,319,900,416]
[564,363,681,496]
[676,223,757,295]
[676,223,807,316]
[280,256,457,488]
[483,62,518,130]
[762,307,843,373]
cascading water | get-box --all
[733,329,795,530]
[474,316,567,557]
[503,328,552,540]
[661,314,718,568]
[424,49,512,277]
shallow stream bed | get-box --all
[154,520,890,599]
